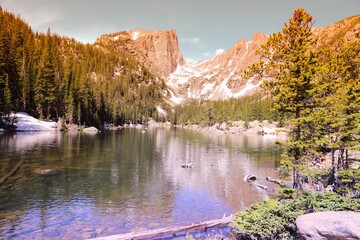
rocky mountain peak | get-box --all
[96,29,185,79]
[166,32,268,103]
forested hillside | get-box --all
[171,93,276,126]
[0,7,168,129]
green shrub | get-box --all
[232,191,360,239]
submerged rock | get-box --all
[296,211,360,240]
[34,168,59,176]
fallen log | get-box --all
[252,182,268,190]
[0,160,24,185]
[243,174,257,182]
[244,174,268,190]
[181,163,195,168]
[89,215,233,240]
[266,176,287,188]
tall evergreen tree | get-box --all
[314,40,360,177]
[34,28,56,119]
[246,8,317,188]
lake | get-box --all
[0,128,282,239]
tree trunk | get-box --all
[294,107,301,164]
[329,148,336,184]
[337,148,344,170]
[293,167,301,189]
[345,149,349,169]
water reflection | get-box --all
[0,128,281,239]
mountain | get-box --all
[313,14,360,50]
[95,30,185,79]
[1,6,359,128]
[166,14,360,103]
[167,33,267,102]
[92,14,359,105]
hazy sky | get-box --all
[1,0,359,62]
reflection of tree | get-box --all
[0,132,58,179]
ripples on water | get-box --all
[0,128,282,239]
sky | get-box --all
[1,0,359,62]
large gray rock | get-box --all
[296,211,360,240]
[83,126,99,132]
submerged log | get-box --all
[244,174,268,190]
[266,176,287,188]
[252,183,268,190]
[0,160,24,185]
[89,215,233,240]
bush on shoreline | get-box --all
[232,190,360,239]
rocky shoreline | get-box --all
[2,112,288,138]
[179,120,287,136]
[136,119,288,137]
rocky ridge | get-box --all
[313,14,360,50]
[167,14,360,103]
[167,33,268,103]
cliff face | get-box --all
[96,30,185,79]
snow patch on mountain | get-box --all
[132,31,140,40]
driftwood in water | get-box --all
[244,174,268,190]
[0,160,24,185]
[181,163,195,168]
[266,176,287,187]
[90,215,233,240]
[244,174,257,181]
[251,182,268,190]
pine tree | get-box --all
[245,8,317,188]
[314,40,360,177]
[34,29,56,119]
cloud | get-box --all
[215,48,225,55]
[180,37,202,45]
[202,52,212,57]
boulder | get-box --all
[83,126,99,132]
[296,211,360,240]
